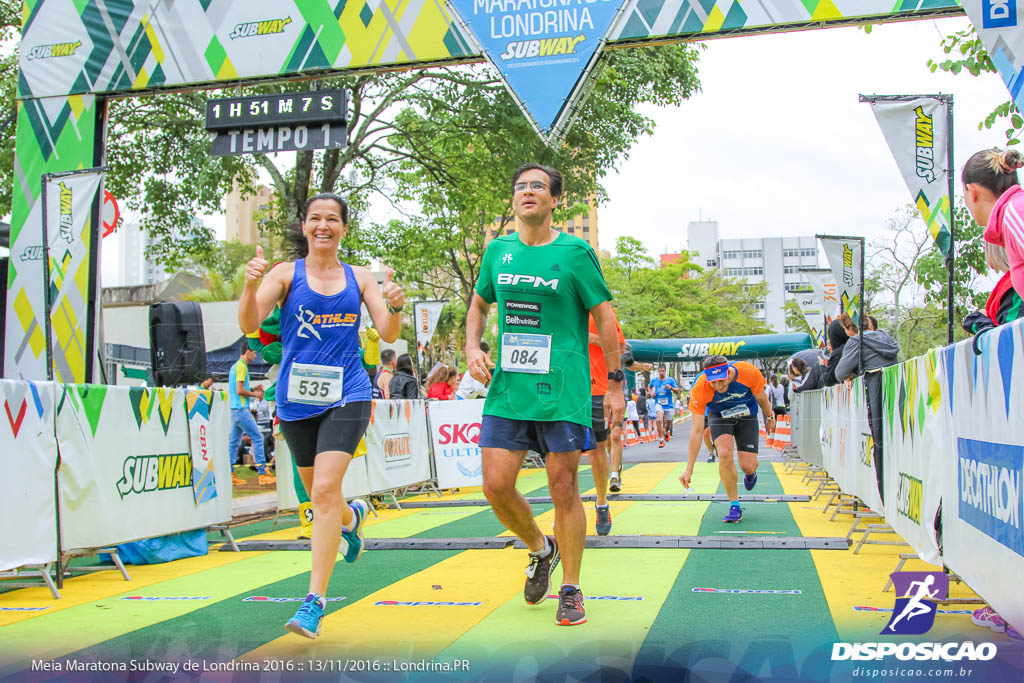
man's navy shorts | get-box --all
[479,415,593,454]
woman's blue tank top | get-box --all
[277,259,371,421]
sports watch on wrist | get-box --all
[607,369,624,382]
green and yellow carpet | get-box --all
[0,462,1019,681]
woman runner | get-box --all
[239,193,404,639]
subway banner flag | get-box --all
[963,1,1024,132]
[868,97,952,256]
[447,0,627,141]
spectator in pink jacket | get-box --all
[963,148,1024,297]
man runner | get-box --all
[680,355,774,523]
[466,163,624,627]
[648,364,681,448]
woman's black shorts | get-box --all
[279,401,371,467]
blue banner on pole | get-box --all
[448,0,625,140]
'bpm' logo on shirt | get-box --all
[882,571,948,635]
[983,0,1017,28]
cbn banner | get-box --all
[820,377,883,513]
[184,389,220,504]
[817,236,863,325]
[939,320,1024,631]
[428,398,484,489]
[43,170,103,385]
[56,385,231,550]
[882,351,951,566]
[868,98,952,255]
[413,300,447,367]
[0,380,58,571]
[364,400,431,492]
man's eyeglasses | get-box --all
[513,181,549,193]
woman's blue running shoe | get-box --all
[342,499,369,563]
[285,593,324,638]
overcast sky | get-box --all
[65,14,1018,285]
[598,16,1011,260]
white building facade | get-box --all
[686,220,819,332]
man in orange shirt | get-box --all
[584,310,625,535]
[680,355,774,523]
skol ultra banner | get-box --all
[413,300,447,366]
[963,1,1024,124]
[803,268,838,333]
[868,98,952,255]
[42,170,103,384]
[793,287,825,349]
[428,398,485,489]
[818,236,863,326]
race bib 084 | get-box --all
[287,363,343,405]
[501,332,551,374]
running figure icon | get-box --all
[887,575,939,632]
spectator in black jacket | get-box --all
[822,319,850,387]
[389,353,420,399]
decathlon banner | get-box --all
[428,398,485,489]
[793,288,825,349]
[881,351,951,566]
[56,385,232,551]
[867,97,952,255]
[820,377,883,513]
[365,400,432,492]
[0,380,58,571]
[938,319,1024,631]
[963,1,1024,129]
[817,235,864,325]
[42,169,103,384]
[447,0,627,140]
[184,389,221,504]
[413,300,447,367]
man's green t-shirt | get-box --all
[475,232,611,426]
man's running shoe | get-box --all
[609,472,621,493]
[658,440,665,448]
[972,606,1007,632]
[556,586,587,626]
[723,504,743,523]
[743,471,758,491]
[341,499,369,563]
[524,536,560,605]
[707,446,718,463]
[595,505,612,536]
[284,593,325,638]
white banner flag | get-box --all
[794,288,825,349]
[868,97,952,255]
[413,301,447,366]
[43,170,104,383]
[818,236,864,326]
[963,3,1024,132]
[803,268,838,338]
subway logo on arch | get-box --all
[26,41,82,60]
[229,17,292,39]
[957,438,1022,556]
[116,454,193,498]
